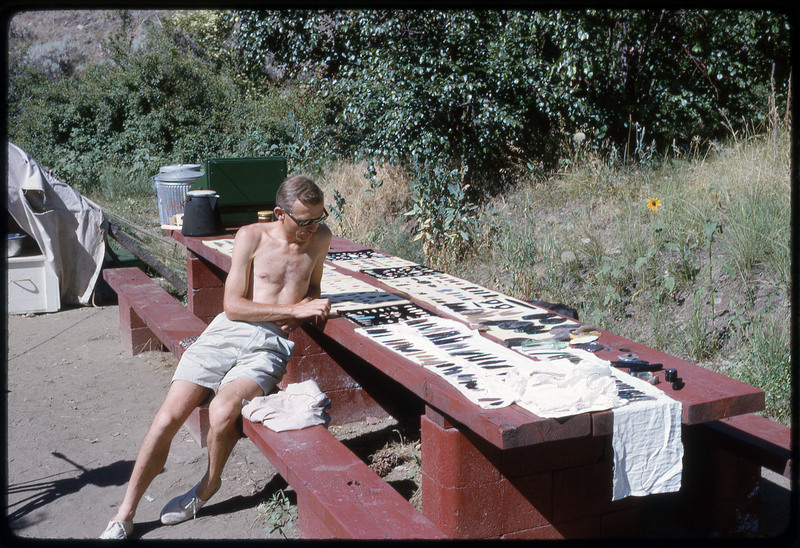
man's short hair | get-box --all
[276,175,323,211]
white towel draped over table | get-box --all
[504,351,623,419]
[608,368,683,500]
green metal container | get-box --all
[191,157,287,226]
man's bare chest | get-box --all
[253,250,314,286]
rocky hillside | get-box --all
[7,9,173,73]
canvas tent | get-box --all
[7,142,106,307]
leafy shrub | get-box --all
[405,159,479,268]
[230,9,791,188]
[170,10,237,71]
[227,9,789,259]
[257,489,297,538]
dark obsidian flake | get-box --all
[572,341,604,352]
[522,313,556,320]
[502,338,530,347]
[540,317,567,325]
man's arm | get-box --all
[304,227,330,300]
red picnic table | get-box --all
[166,228,766,539]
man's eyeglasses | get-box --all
[281,206,329,227]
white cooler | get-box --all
[7,252,60,314]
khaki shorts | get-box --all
[172,312,294,396]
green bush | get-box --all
[405,159,479,268]
[228,9,789,259]
[231,9,791,184]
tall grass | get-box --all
[722,315,792,425]
[460,125,790,422]
[722,178,791,288]
[315,161,425,264]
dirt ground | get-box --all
[4,303,793,542]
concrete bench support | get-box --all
[103,267,207,358]
[420,407,640,539]
[677,413,792,536]
[103,267,210,445]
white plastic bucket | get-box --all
[154,167,204,225]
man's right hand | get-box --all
[280,298,330,334]
[293,297,331,325]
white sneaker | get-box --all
[160,482,218,525]
[99,520,133,539]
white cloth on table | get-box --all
[503,351,682,501]
[241,380,331,432]
[609,368,683,500]
[504,351,624,419]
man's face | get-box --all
[278,199,327,243]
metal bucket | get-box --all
[154,167,204,225]
[151,164,202,189]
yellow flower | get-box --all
[646,197,662,211]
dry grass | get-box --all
[316,161,413,247]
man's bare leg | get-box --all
[110,380,211,522]
[192,378,264,501]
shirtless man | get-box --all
[101,175,332,539]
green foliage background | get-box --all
[8,11,334,196]
[9,8,790,257]
[9,9,791,192]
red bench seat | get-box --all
[699,413,792,478]
[244,420,446,539]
